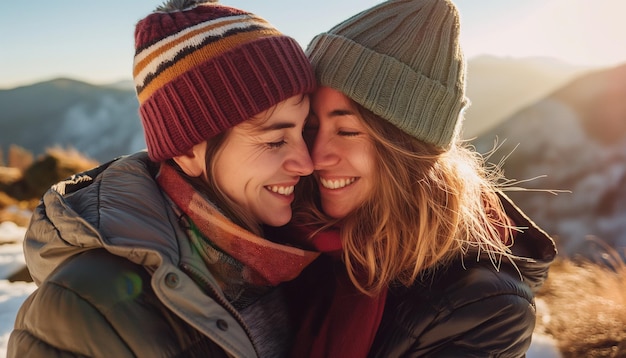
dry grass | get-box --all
[535,239,626,357]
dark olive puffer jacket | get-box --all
[367,194,557,357]
[10,249,232,357]
[8,152,259,357]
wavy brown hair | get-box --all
[168,130,263,236]
[294,103,515,296]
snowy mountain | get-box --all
[0,78,145,163]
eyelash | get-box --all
[338,130,360,137]
[267,140,287,149]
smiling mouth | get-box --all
[266,185,295,196]
[320,177,357,190]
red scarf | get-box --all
[156,163,319,286]
[289,228,387,358]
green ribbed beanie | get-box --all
[306,0,468,150]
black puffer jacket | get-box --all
[366,194,556,357]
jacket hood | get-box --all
[498,192,557,292]
[23,152,179,285]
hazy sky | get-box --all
[1,0,625,89]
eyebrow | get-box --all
[257,122,297,131]
[311,108,356,118]
[328,109,355,117]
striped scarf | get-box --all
[156,162,319,289]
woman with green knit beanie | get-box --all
[279,0,557,356]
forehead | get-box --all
[237,96,309,132]
[312,87,355,111]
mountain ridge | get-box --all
[0,56,597,163]
[0,78,144,163]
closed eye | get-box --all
[267,140,287,149]
[338,130,361,137]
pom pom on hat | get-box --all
[134,0,316,161]
[306,0,468,150]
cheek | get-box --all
[212,154,228,185]
[212,152,244,199]
[212,165,232,196]
[356,143,377,174]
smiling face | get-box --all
[212,94,314,227]
[308,86,377,219]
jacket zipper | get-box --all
[180,263,261,357]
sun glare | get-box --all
[464,0,626,68]
[536,0,626,67]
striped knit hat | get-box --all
[134,0,316,162]
[306,0,468,150]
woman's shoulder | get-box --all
[47,248,153,303]
[396,259,534,310]
[381,259,534,333]
[371,261,536,356]
[9,249,217,357]
[11,250,154,356]
[23,249,157,326]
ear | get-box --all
[172,141,207,177]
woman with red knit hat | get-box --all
[8,1,318,357]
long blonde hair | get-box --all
[294,104,514,296]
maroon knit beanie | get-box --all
[133,0,316,162]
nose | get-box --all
[311,131,339,170]
[284,138,314,176]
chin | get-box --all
[265,214,292,228]
[322,205,349,220]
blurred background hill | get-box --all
[471,61,626,258]
[0,78,143,163]
[463,55,590,138]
